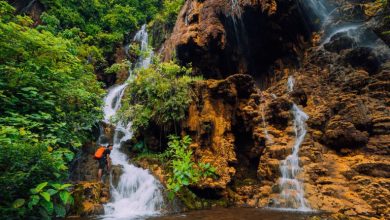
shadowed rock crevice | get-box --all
[231,115,259,182]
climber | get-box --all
[97,145,113,182]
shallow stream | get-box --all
[71,208,327,220]
[149,208,323,220]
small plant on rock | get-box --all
[166,135,217,199]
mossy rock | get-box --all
[176,187,229,210]
[70,182,108,216]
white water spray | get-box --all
[276,76,310,211]
[287,76,295,93]
[260,104,272,145]
[303,0,390,53]
[304,0,330,23]
[230,0,241,16]
[101,25,164,220]
[259,92,272,144]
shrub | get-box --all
[11,182,74,219]
[119,60,200,133]
[165,135,217,198]
[0,2,104,218]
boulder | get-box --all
[324,32,356,53]
[344,47,381,74]
[323,116,369,149]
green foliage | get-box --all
[119,59,200,132]
[165,135,217,199]
[0,0,187,217]
[15,182,74,219]
[105,61,131,75]
[37,0,163,63]
[0,0,14,22]
[149,0,185,47]
[154,0,185,28]
[0,1,104,218]
[0,11,104,147]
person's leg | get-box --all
[98,168,103,181]
[98,159,104,182]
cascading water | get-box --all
[229,0,243,34]
[100,25,164,219]
[260,104,272,145]
[275,76,310,211]
[259,92,272,144]
[303,0,330,23]
[287,76,295,93]
[302,0,390,53]
[230,0,241,16]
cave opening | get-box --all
[175,1,312,85]
[231,116,260,185]
[188,187,225,200]
[145,0,329,88]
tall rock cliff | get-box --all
[143,0,390,219]
[161,0,310,80]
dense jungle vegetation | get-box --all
[2,0,388,219]
[0,0,184,218]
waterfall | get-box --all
[260,105,272,145]
[230,0,241,16]
[303,0,330,23]
[275,76,310,211]
[100,24,164,219]
[287,76,295,93]
[260,92,272,145]
[302,0,390,53]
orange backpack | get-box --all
[94,147,105,159]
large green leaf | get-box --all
[28,195,40,209]
[59,183,72,190]
[51,183,61,190]
[59,191,71,204]
[39,199,53,214]
[40,192,51,202]
[35,182,48,192]
[46,189,58,196]
[12,199,25,208]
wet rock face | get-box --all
[70,182,110,216]
[7,0,44,24]
[151,37,389,216]
[181,74,264,191]
[344,47,382,74]
[151,1,390,217]
[323,116,369,149]
[324,32,356,53]
[256,56,389,218]
[70,142,101,182]
[162,0,310,78]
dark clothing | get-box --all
[98,148,111,169]
[98,159,107,169]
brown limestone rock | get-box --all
[70,182,109,216]
[323,116,369,149]
[162,0,310,78]
[181,74,263,190]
